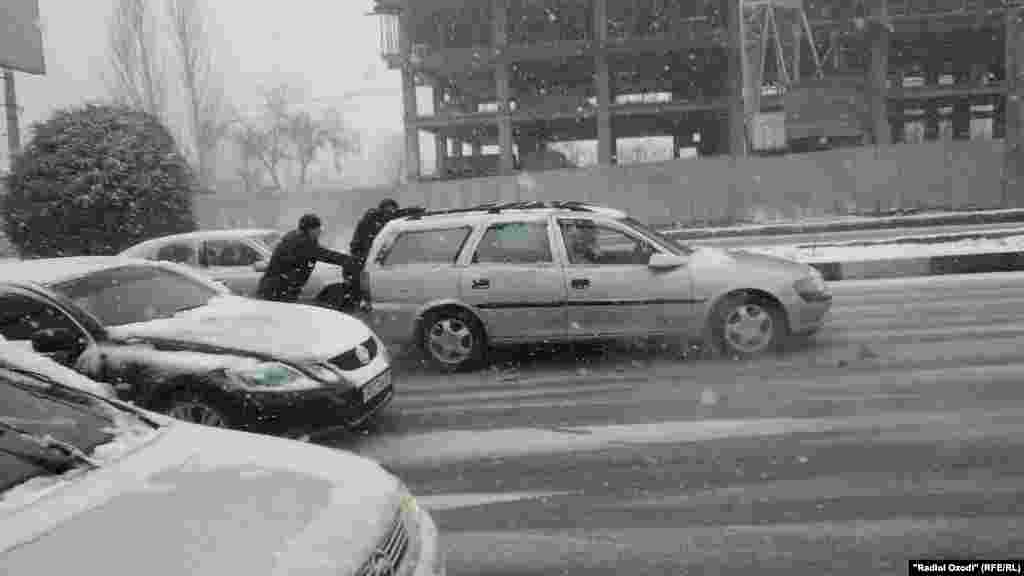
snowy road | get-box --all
[328,272,1024,575]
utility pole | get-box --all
[1004,1,1023,207]
[4,68,20,165]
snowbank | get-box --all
[663,207,1024,236]
[740,234,1024,264]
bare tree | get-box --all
[230,121,267,195]
[107,0,167,118]
[167,0,227,188]
[231,84,360,194]
[287,107,359,193]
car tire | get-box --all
[709,293,787,359]
[165,388,233,428]
[420,308,486,373]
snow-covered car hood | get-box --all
[693,245,812,276]
[107,296,375,361]
[0,421,404,576]
[0,339,115,398]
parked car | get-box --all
[364,201,833,372]
[0,257,393,437]
[119,229,351,307]
[0,344,444,576]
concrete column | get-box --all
[727,0,747,156]
[493,0,515,175]
[432,79,447,176]
[435,132,447,176]
[1004,3,1024,206]
[399,7,421,180]
[953,98,971,140]
[594,0,615,165]
[868,0,891,146]
[792,20,802,83]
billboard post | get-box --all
[1,0,46,167]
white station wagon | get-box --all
[363,201,832,372]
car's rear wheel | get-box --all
[166,389,232,428]
[710,293,787,358]
[421,308,485,373]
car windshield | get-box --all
[617,216,693,255]
[50,265,223,327]
[0,362,158,495]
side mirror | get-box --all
[648,253,688,270]
[253,260,269,272]
[31,328,82,355]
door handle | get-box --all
[471,278,490,289]
[571,278,590,289]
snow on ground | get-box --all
[772,227,1024,247]
[663,207,1024,235]
[737,234,1024,263]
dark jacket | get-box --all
[258,229,353,302]
[349,206,424,265]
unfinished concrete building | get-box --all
[370,0,1021,183]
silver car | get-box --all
[120,229,349,306]
[363,201,833,372]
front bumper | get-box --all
[227,369,395,437]
[408,499,446,576]
[790,293,833,335]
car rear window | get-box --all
[378,227,472,266]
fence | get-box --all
[194,138,1009,232]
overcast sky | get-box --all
[3,0,407,185]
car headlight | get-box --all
[301,362,344,384]
[793,269,830,300]
[228,362,323,392]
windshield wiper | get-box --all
[172,303,206,315]
[0,419,100,473]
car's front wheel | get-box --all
[421,308,486,373]
[710,293,787,358]
[165,389,232,428]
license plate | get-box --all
[362,371,391,403]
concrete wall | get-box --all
[194,139,1009,235]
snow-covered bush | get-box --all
[2,103,197,257]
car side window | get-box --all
[203,240,262,267]
[472,221,553,264]
[0,293,89,365]
[0,294,85,343]
[377,227,472,266]
[154,242,197,265]
[559,219,656,266]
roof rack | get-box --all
[403,200,596,220]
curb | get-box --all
[811,251,1024,281]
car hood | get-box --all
[692,245,812,276]
[108,296,374,361]
[0,422,404,576]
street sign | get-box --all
[1,0,46,75]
